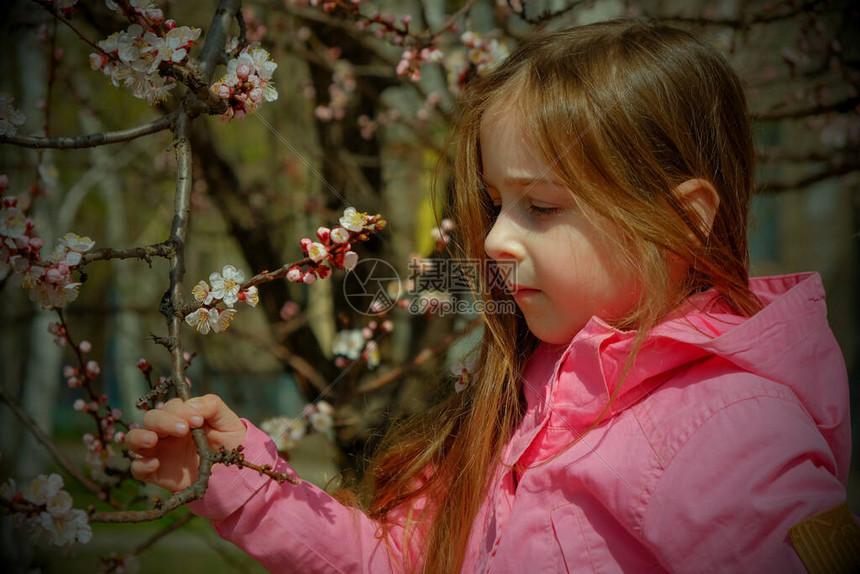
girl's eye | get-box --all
[528,204,560,216]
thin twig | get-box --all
[358,318,482,394]
[129,512,195,556]
[31,0,108,56]
[0,113,177,150]
[0,385,103,497]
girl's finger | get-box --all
[185,394,243,432]
[130,457,159,481]
[142,408,191,437]
[160,397,205,428]
[125,428,159,451]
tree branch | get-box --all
[0,112,177,149]
[758,161,860,193]
[81,240,177,266]
[754,95,860,121]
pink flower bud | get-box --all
[286,266,303,282]
[402,15,412,26]
[45,267,63,285]
[0,174,8,193]
[343,251,359,271]
[315,105,333,121]
[63,365,77,378]
[302,271,317,284]
[165,19,177,30]
[368,321,377,329]
[183,351,191,363]
[382,320,394,332]
[111,408,122,420]
[137,358,151,373]
[330,227,350,244]
[361,327,373,339]
[236,63,252,80]
[73,399,86,411]
[79,340,92,353]
[316,227,331,242]
[317,265,332,280]
[233,107,246,121]
[299,238,312,252]
[249,87,263,103]
[280,300,300,320]
[147,8,164,24]
[88,401,99,412]
[28,237,43,253]
[217,84,231,99]
[114,432,125,443]
[67,377,80,388]
[334,356,348,368]
[86,360,100,378]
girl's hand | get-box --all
[126,394,246,492]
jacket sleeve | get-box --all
[641,392,848,573]
[186,419,419,573]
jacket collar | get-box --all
[520,272,831,430]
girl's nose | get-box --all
[484,210,525,262]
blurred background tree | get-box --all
[0,0,857,571]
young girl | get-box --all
[127,20,852,573]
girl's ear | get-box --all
[673,178,720,240]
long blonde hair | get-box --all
[358,20,761,573]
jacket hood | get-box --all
[529,272,850,480]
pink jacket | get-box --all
[188,272,851,573]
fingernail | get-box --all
[190,415,203,427]
[175,422,188,434]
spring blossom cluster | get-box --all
[287,207,385,285]
[211,45,279,122]
[90,1,201,104]
[0,474,92,550]
[185,265,258,335]
[0,179,95,309]
[332,319,392,368]
[259,400,335,453]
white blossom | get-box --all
[332,329,365,360]
[0,94,26,136]
[260,416,307,451]
[21,473,63,505]
[209,264,245,307]
[339,207,369,232]
[307,242,328,263]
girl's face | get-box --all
[480,110,640,344]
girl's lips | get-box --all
[510,286,540,299]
